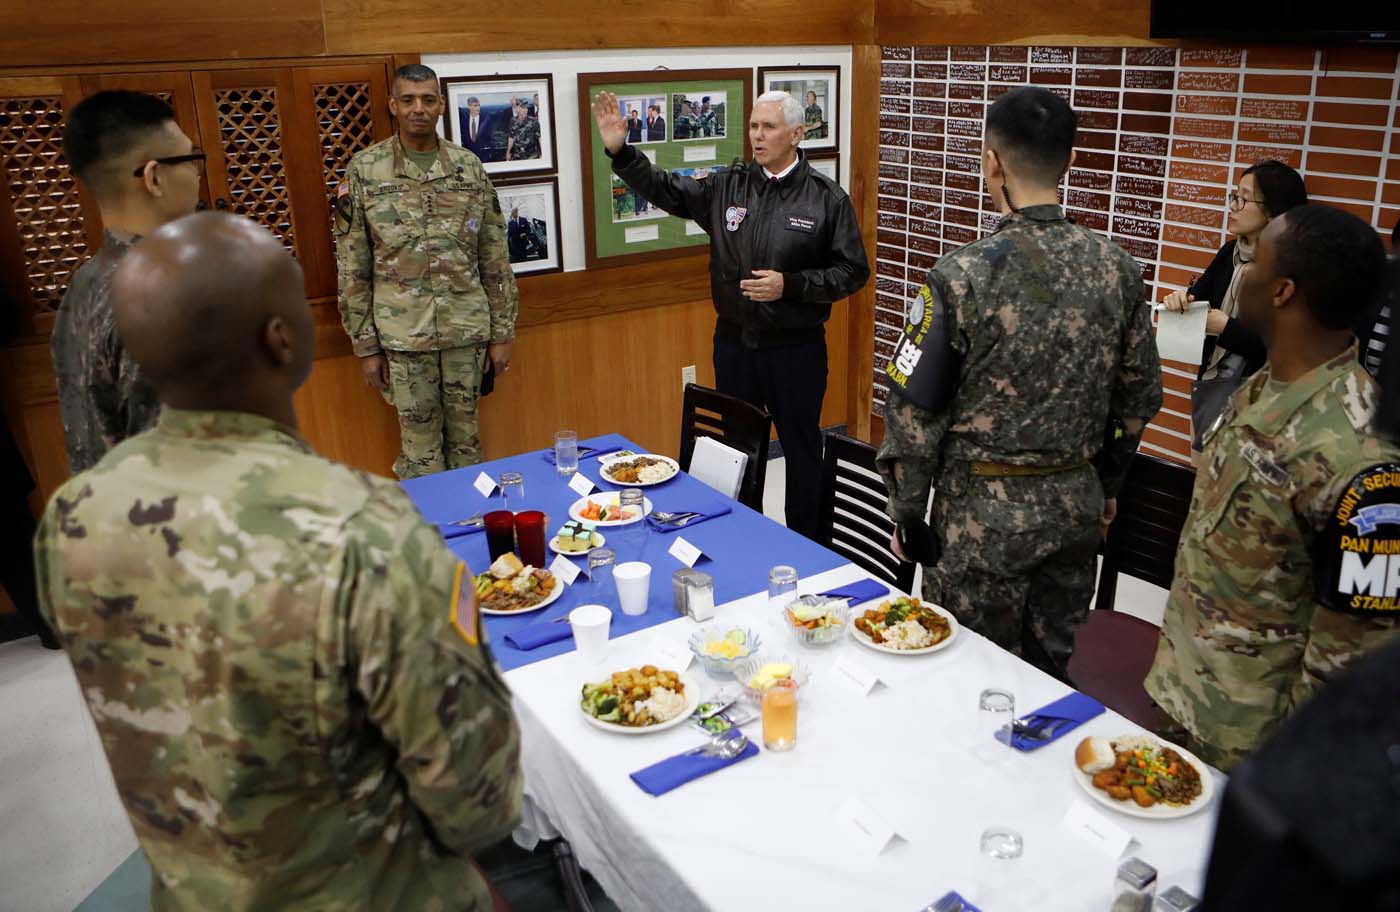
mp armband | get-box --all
[1313,463,1400,616]
[883,281,961,413]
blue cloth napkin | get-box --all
[437,521,486,540]
[503,616,574,651]
[630,739,759,796]
[540,445,626,465]
[999,691,1106,752]
[815,579,891,604]
[645,497,733,533]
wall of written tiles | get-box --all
[875,44,1400,462]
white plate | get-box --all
[1071,737,1216,820]
[599,453,681,487]
[478,574,564,616]
[580,673,701,735]
[568,492,653,527]
[549,530,607,556]
[847,598,960,655]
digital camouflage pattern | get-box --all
[696,108,719,137]
[508,115,541,161]
[877,205,1162,675]
[35,408,522,911]
[336,135,518,358]
[51,232,161,473]
[337,135,517,478]
[384,345,487,478]
[1145,346,1400,770]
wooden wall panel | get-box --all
[8,0,325,68]
[322,0,872,57]
[876,0,1158,47]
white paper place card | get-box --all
[473,471,498,498]
[835,796,903,856]
[625,224,660,244]
[568,473,596,496]
[642,148,657,163]
[684,220,707,236]
[1061,800,1133,860]
[668,536,704,567]
[683,143,716,162]
[655,639,695,670]
[832,653,884,697]
[549,554,583,586]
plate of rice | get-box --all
[600,454,680,487]
[849,596,959,655]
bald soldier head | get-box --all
[111,212,314,427]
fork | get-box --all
[683,729,749,759]
[649,511,703,526]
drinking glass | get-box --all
[614,489,649,560]
[975,826,1024,908]
[483,510,516,562]
[499,471,525,510]
[514,511,548,568]
[761,681,798,751]
[975,688,1015,763]
[554,430,579,477]
[588,548,617,607]
[768,565,799,611]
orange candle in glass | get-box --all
[761,681,798,751]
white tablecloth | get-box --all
[505,563,1223,911]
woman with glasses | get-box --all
[1162,160,1308,449]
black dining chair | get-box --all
[816,432,917,595]
[678,383,772,513]
[1068,452,1197,729]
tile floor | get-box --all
[2,455,1167,910]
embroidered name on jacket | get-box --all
[785,215,817,233]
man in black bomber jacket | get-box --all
[591,89,869,540]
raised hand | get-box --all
[591,91,628,155]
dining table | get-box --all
[403,434,1224,912]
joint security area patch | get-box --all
[1314,463,1400,615]
[883,282,961,413]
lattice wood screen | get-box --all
[213,86,296,250]
[1,96,89,315]
[313,82,376,222]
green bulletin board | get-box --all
[578,69,752,269]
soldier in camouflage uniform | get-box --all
[696,97,719,137]
[51,90,203,473]
[336,64,519,479]
[877,88,1162,680]
[506,100,541,162]
[1146,205,1400,771]
[36,211,522,910]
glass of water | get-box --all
[588,548,617,608]
[554,430,579,477]
[975,826,1024,907]
[499,471,525,510]
[975,688,1015,762]
[768,565,799,610]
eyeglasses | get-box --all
[1227,191,1261,211]
[133,150,206,178]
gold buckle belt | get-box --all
[968,460,1088,478]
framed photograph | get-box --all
[757,65,840,152]
[440,73,557,178]
[495,177,562,276]
[808,153,841,188]
[578,68,752,270]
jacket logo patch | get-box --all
[725,206,747,232]
[785,215,817,234]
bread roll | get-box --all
[1075,736,1116,774]
[488,552,524,579]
